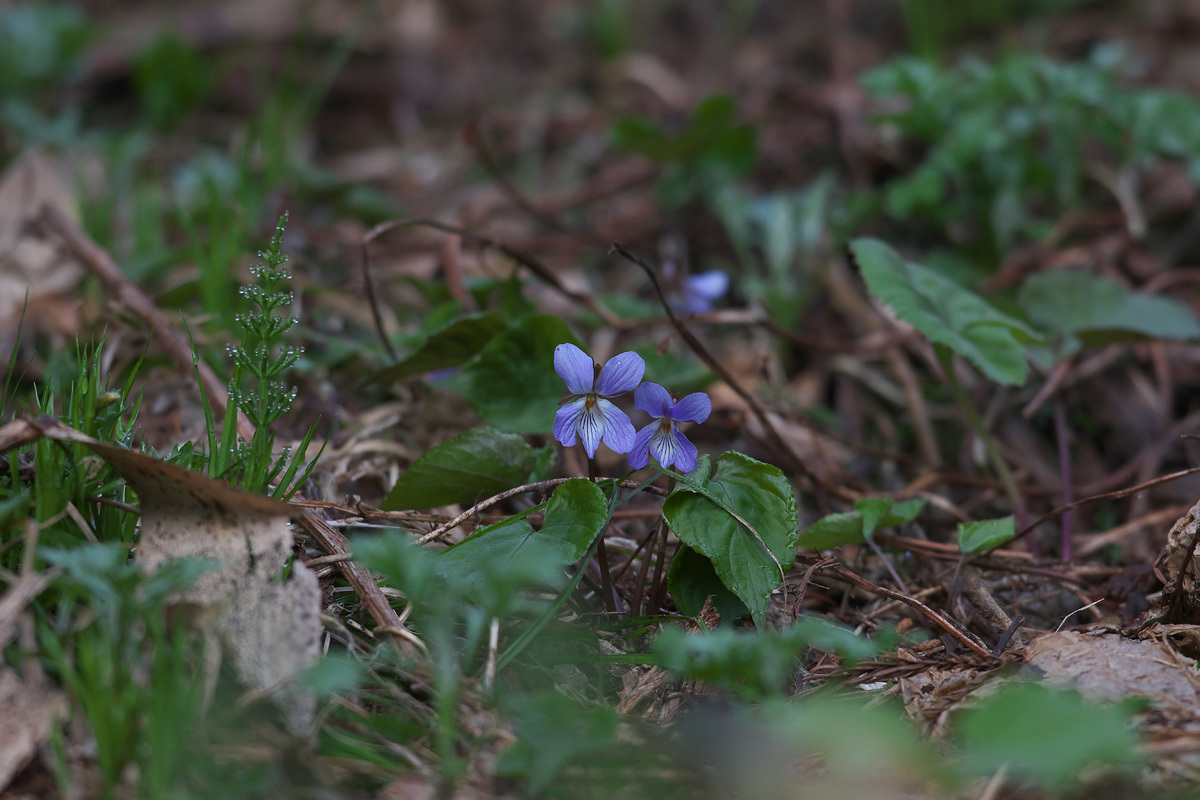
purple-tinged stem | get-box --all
[1055,402,1073,562]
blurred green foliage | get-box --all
[861,49,1200,264]
[612,94,757,209]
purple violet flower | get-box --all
[628,382,711,473]
[679,269,729,314]
[553,343,645,458]
[663,260,729,314]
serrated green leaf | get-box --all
[459,314,581,433]
[536,479,606,563]
[851,238,1042,385]
[958,516,1015,553]
[798,511,865,550]
[367,312,505,385]
[662,452,799,625]
[383,426,536,511]
[653,618,886,700]
[856,498,891,541]
[1018,271,1200,347]
[437,479,605,586]
[800,497,926,549]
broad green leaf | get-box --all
[799,497,926,549]
[666,545,748,621]
[351,530,439,603]
[663,452,799,624]
[536,479,606,563]
[434,519,560,593]
[382,426,537,511]
[528,443,558,483]
[437,479,606,587]
[850,238,1042,385]
[367,312,504,385]
[855,496,925,540]
[459,314,580,433]
[1018,271,1200,347]
[958,683,1142,787]
[958,516,1015,553]
[798,511,864,550]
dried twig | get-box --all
[962,566,1029,650]
[819,562,994,659]
[417,478,667,545]
[294,511,422,654]
[1007,464,1200,551]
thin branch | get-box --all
[820,562,994,659]
[294,511,423,655]
[417,478,667,545]
[1006,464,1200,551]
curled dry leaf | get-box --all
[1159,499,1200,623]
[0,151,86,351]
[32,418,321,732]
[0,669,67,792]
[1025,630,1200,720]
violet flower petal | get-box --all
[628,424,654,469]
[575,400,607,458]
[594,351,645,397]
[597,399,635,454]
[553,397,586,448]
[670,392,712,424]
[554,343,595,395]
[648,422,682,468]
[667,427,699,473]
[633,382,674,418]
[687,269,729,301]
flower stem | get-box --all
[1054,401,1073,561]
[588,456,619,614]
[644,475,676,616]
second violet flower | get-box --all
[628,382,711,474]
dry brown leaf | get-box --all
[0,573,51,653]
[32,418,321,732]
[617,665,671,716]
[0,670,67,793]
[0,151,86,351]
[0,566,62,794]
[1025,630,1200,719]
[1163,500,1200,588]
[376,775,492,800]
[899,665,992,737]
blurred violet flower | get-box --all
[628,382,711,473]
[553,343,645,458]
[663,260,729,314]
[679,269,729,314]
